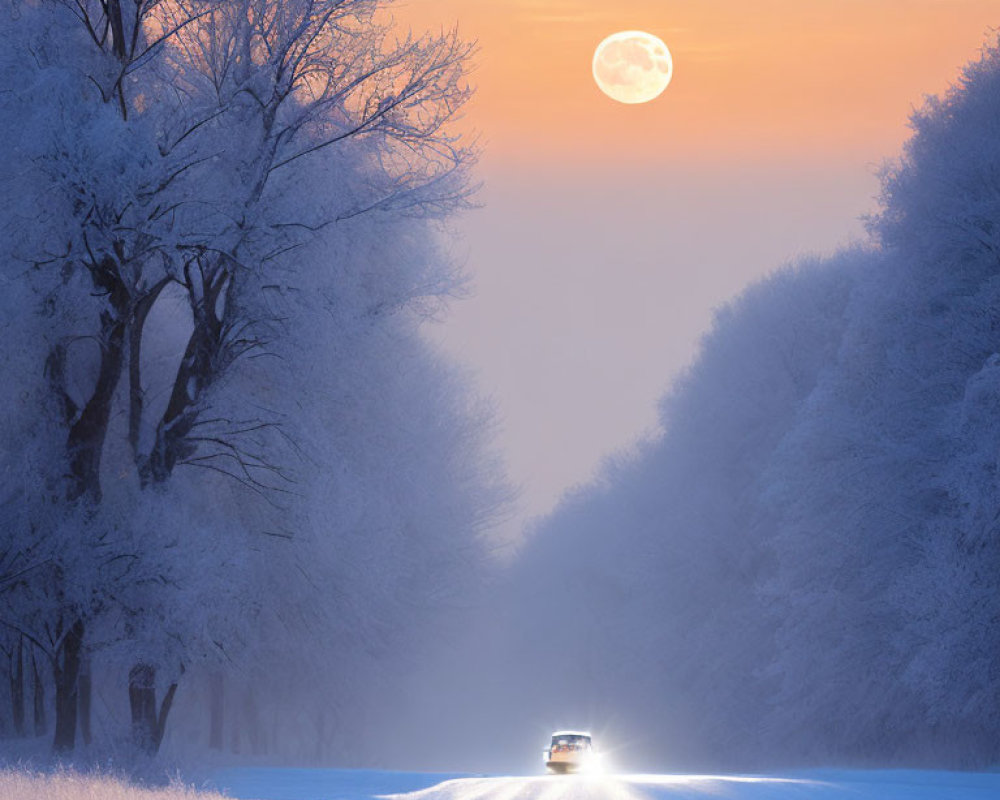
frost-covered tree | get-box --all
[763,35,1000,764]
[0,0,500,758]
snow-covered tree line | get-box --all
[461,35,1000,770]
[0,0,506,761]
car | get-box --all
[543,730,594,774]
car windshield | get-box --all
[552,735,590,748]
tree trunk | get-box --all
[10,636,25,737]
[129,662,178,755]
[32,647,46,737]
[52,619,84,752]
[78,651,92,747]
[209,672,224,751]
[129,663,157,754]
[156,680,178,752]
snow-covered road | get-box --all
[210,767,1000,800]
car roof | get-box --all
[551,730,591,738]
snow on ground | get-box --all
[209,768,1000,800]
[210,768,465,800]
[3,767,999,800]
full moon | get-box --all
[593,31,673,104]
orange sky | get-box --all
[389,1,1000,527]
[396,0,1000,166]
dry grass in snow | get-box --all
[0,769,231,800]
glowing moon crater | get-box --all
[593,31,673,105]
